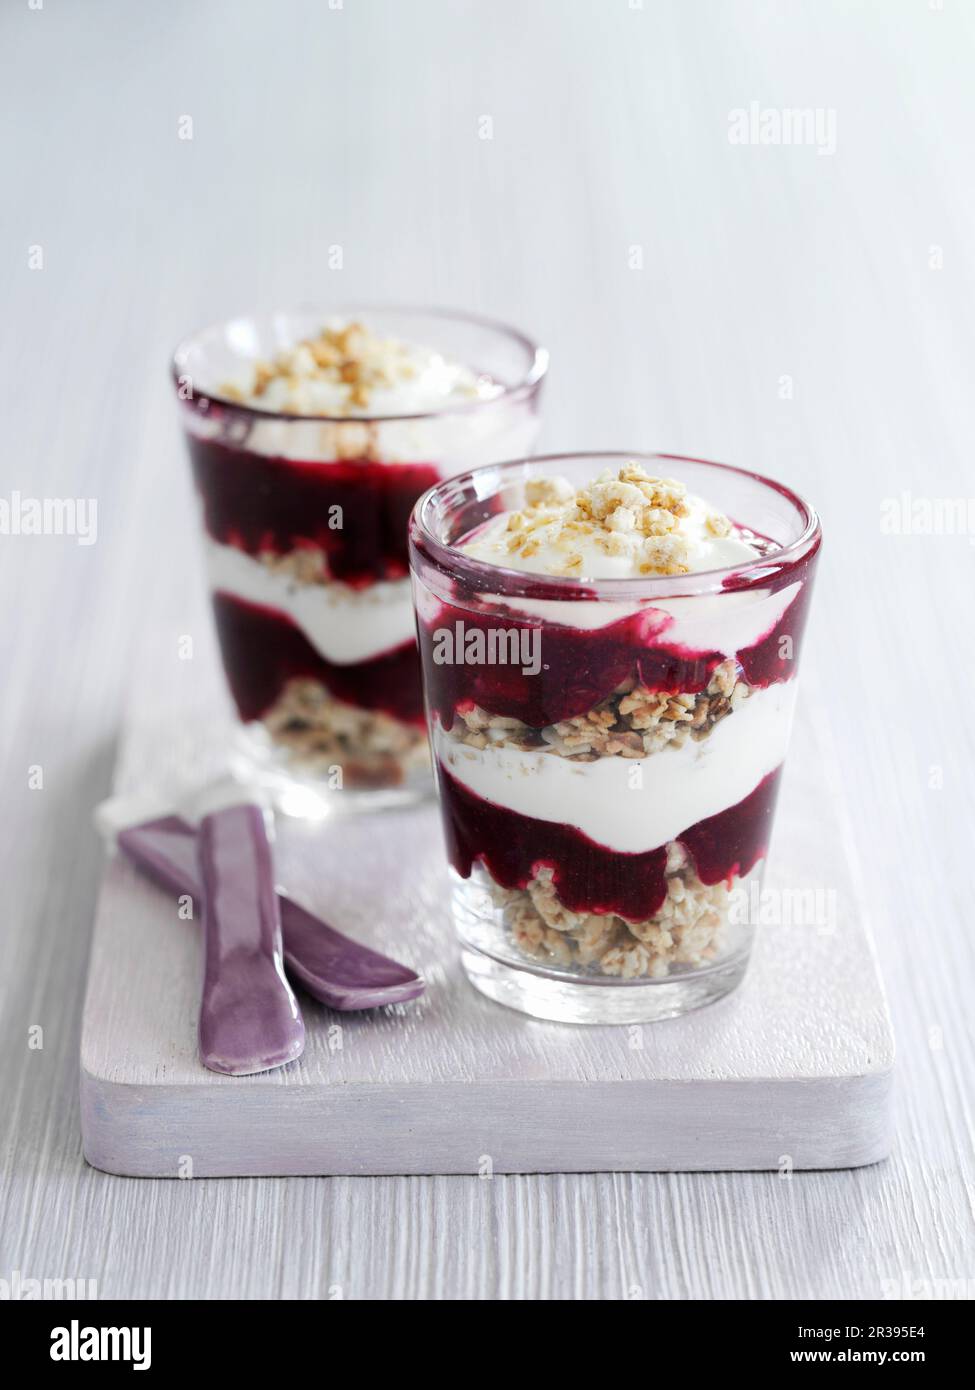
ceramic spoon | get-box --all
[197,803,305,1076]
[117,814,425,1011]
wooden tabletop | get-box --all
[1,0,972,1299]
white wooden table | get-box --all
[1,0,972,1299]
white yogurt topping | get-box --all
[460,466,761,580]
[435,681,796,855]
[450,462,790,654]
[205,540,415,665]
[464,490,759,579]
[222,319,501,419]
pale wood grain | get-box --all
[1,0,973,1298]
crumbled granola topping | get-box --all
[489,847,736,979]
[451,658,748,759]
[262,677,428,788]
[220,320,485,416]
[492,462,735,577]
[220,322,416,412]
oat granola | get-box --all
[491,844,734,979]
[494,463,735,577]
[222,321,405,411]
[258,547,331,586]
[220,320,484,416]
[262,677,428,788]
[450,657,749,759]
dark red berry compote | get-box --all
[173,309,546,806]
[409,454,821,1023]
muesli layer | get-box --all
[489,841,738,979]
[262,677,429,789]
[446,657,749,759]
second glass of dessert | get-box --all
[410,453,821,1023]
[173,309,546,811]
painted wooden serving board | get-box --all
[80,677,893,1177]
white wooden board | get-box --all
[80,685,894,1177]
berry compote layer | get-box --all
[411,462,820,978]
[178,317,540,791]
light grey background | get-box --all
[1,0,973,1299]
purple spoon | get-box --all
[118,814,425,1011]
[198,804,305,1076]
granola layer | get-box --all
[449,657,749,759]
[262,677,429,789]
[489,843,736,979]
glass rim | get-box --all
[410,451,822,601]
[171,304,549,424]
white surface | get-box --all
[79,667,891,1176]
[0,0,972,1298]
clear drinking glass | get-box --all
[409,452,821,1023]
[173,307,547,814]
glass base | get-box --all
[229,723,433,819]
[460,944,750,1024]
[452,865,754,1024]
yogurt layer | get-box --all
[222,318,501,418]
[434,680,796,855]
[461,466,762,579]
[455,461,789,655]
[465,490,759,579]
[206,540,415,666]
[470,582,801,658]
[202,318,534,466]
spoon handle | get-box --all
[198,805,305,1076]
[118,815,425,1010]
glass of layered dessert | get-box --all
[173,309,546,811]
[410,453,821,1023]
